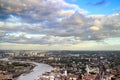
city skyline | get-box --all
[0,0,120,50]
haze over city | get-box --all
[0,0,120,50]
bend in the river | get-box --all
[0,58,53,80]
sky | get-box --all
[0,0,120,50]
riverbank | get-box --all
[0,59,36,80]
[0,58,53,80]
[17,62,53,80]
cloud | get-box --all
[0,0,87,22]
[113,7,120,13]
[87,0,108,6]
[90,26,100,31]
[0,13,120,44]
[0,0,120,45]
[0,32,78,44]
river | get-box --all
[0,58,53,80]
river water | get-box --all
[0,58,53,80]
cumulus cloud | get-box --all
[0,0,120,45]
[0,0,87,22]
[90,26,100,31]
[0,32,78,44]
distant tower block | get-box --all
[64,70,67,76]
[86,65,90,74]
